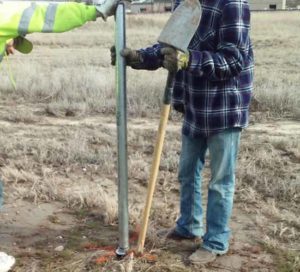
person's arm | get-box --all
[111,44,164,71]
[19,3,97,35]
[188,0,251,81]
[0,2,108,61]
[135,44,164,70]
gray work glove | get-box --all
[87,0,119,21]
[160,47,190,73]
[110,46,144,69]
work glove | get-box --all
[110,46,144,69]
[88,0,119,21]
[160,47,189,73]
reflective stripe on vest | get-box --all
[42,3,58,33]
[18,3,37,36]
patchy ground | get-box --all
[0,102,299,271]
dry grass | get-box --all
[251,12,300,118]
[0,16,168,118]
[1,13,299,119]
[1,12,300,118]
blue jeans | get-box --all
[175,128,241,254]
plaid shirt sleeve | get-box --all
[188,0,251,81]
[137,43,163,70]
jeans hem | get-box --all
[201,244,228,255]
[175,226,203,239]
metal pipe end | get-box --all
[115,247,128,258]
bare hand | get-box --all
[5,39,15,56]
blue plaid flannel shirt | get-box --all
[137,0,254,137]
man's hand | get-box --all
[160,47,189,73]
[92,0,119,21]
[5,39,15,56]
[110,46,143,68]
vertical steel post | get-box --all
[115,2,129,257]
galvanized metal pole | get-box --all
[115,2,129,257]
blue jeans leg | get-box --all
[176,134,207,238]
[202,128,241,254]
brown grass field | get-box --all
[0,11,299,272]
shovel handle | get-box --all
[163,72,176,105]
[137,72,175,254]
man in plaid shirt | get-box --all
[112,0,254,264]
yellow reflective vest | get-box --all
[0,2,98,61]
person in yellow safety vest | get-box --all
[0,0,118,61]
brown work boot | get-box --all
[188,248,217,265]
[158,228,200,241]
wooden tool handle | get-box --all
[137,72,175,254]
[137,104,171,253]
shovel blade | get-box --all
[158,0,201,52]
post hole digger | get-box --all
[136,0,202,254]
